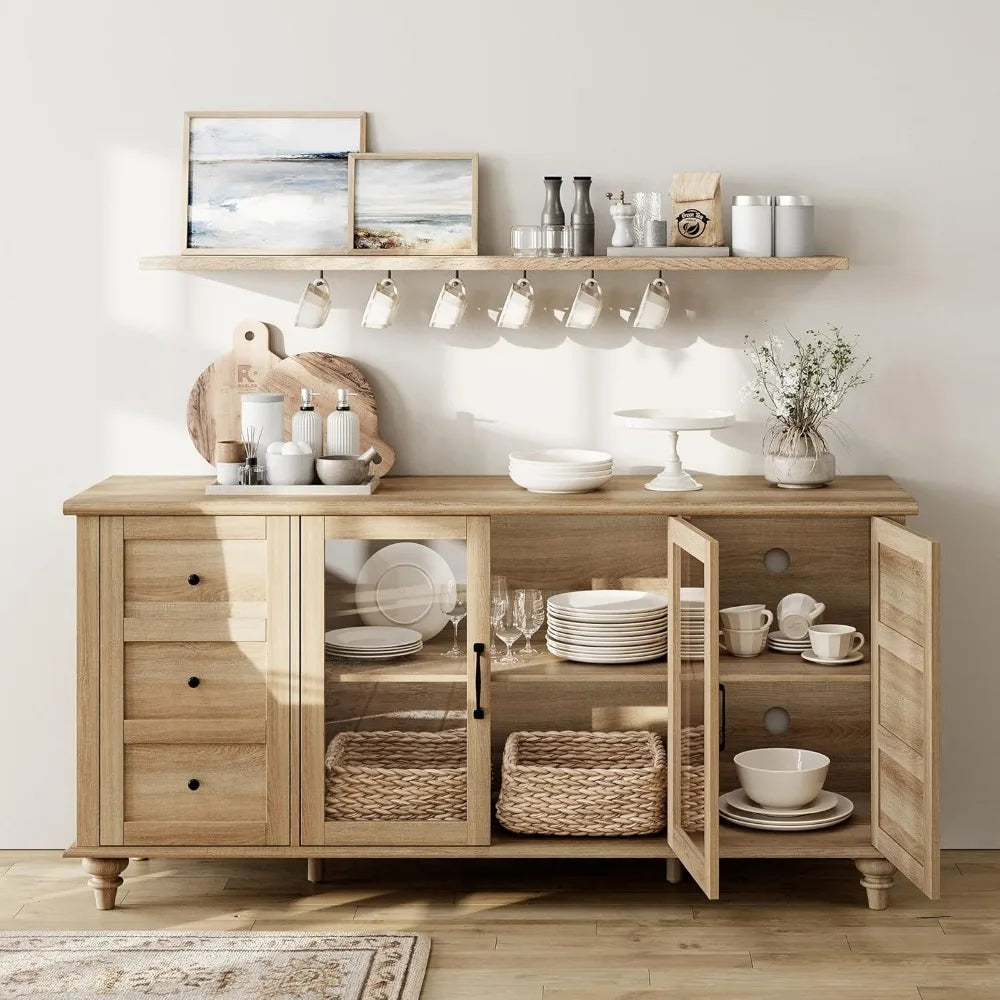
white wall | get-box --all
[1,0,996,847]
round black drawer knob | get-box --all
[187,573,200,586]
[187,676,200,688]
[187,778,200,791]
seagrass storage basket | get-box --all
[496,730,667,836]
[680,725,705,832]
[325,729,467,822]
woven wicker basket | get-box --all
[325,729,467,823]
[680,725,705,832]
[496,730,667,837]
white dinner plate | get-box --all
[355,542,454,640]
[800,651,865,666]
[546,620,669,638]
[546,642,668,664]
[325,626,424,650]
[326,640,424,652]
[548,590,670,616]
[548,639,669,655]
[326,648,423,661]
[719,793,854,830]
[546,629,667,648]
[721,788,840,817]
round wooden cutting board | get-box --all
[186,320,396,472]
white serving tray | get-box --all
[205,477,380,496]
[605,246,731,257]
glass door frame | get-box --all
[299,514,491,847]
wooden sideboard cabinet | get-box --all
[64,475,939,912]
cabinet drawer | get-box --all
[122,744,266,845]
[123,642,267,725]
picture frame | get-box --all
[183,111,367,255]
[347,153,479,255]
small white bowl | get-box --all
[509,448,613,468]
[266,452,315,486]
[734,747,830,809]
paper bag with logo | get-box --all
[669,171,723,246]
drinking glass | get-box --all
[491,575,509,655]
[514,588,545,657]
[510,225,541,256]
[495,600,524,665]
[438,581,468,658]
[542,224,572,256]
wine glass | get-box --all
[438,581,467,658]
[491,575,509,655]
[515,589,545,657]
[494,600,523,665]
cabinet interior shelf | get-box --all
[326,637,869,685]
[140,253,849,273]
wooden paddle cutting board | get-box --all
[186,320,395,473]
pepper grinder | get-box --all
[607,191,635,247]
[570,176,595,256]
[541,176,565,229]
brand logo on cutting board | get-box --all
[676,208,709,239]
[237,365,260,390]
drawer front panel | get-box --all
[123,744,266,824]
[124,642,267,721]
[124,539,267,607]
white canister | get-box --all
[241,392,284,475]
[774,195,814,257]
[731,195,774,257]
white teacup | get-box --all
[295,275,331,328]
[719,625,768,658]
[497,277,535,329]
[777,593,826,640]
[362,278,399,329]
[632,277,671,329]
[720,604,774,631]
[429,277,467,329]
[565,277,603,329]
[809,624,865,660]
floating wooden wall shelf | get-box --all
[139,254,849,273]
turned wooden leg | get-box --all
[83,858,128,911]
[855,858,895,910]
[666,858,684,884]
[307,858,327,883]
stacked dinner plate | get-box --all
[678,587,706,660]
[546,590,668,664]
[767,630,812,654]
[508,449,613,494]
[718,788,855,831]
[325,626,423,660]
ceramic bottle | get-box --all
[570,176,595,256]
[541,177,565,227]
[291,387,323,456]
[326,388,360,457]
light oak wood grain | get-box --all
[466,516,492,846]
[76,518,100,846]
[123,516,266,540]
[99,517,125,846]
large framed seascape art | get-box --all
[348,153,479,254]
[184,111,367,254]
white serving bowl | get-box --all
[266,452,316,486]
[509,468,612,494]
[509,463,611,479]
[734,747,830,809]
[509,448,613,468]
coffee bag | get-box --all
[669,171,723,247]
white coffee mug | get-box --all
[809,624,865,659]
[719,625,768,658]
[429,277,467,330]
[777,593,826,640]
[720,604,774,631]
[632,277,670,329]
[295,275,331,328]
[497,277,535,329]
[565,277,603,329]
[362,278,399,329]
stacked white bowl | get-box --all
[508,449,613,494]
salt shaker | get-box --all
[774,195,814,257]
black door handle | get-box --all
[719,683,727,752]
[473,642,485,719]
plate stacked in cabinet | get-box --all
[546,590,669,664]
[677,587,707,660]
[325,626,424,660]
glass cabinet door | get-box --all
[300,515,491,847]
[666,517,720,898]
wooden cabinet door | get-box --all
[300,515,492,847]
[871,517,940,898]
[99,515,290,847]
[666,517,720,899]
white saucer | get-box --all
[719,793,854,830]
[800,651,864,666]
[721,788,839,817]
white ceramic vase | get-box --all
[764,448,836,489]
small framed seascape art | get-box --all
[348,153,479,254]
[184,111,367,253]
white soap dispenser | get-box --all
[326,388,360,456]
[291,387,323,456]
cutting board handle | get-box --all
[230,320,275,396]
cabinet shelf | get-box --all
[326,639,869,685]
[140,253,848,273]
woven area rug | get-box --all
[0,931,430,999]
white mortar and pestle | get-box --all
[316,446,383,486]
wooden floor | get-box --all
[1,851,999,999]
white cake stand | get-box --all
[615,409,736,492]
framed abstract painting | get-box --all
[348,153,479,255]
[184,111,367,254]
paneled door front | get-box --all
[666,517,720,899]
[300,515,491,846]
